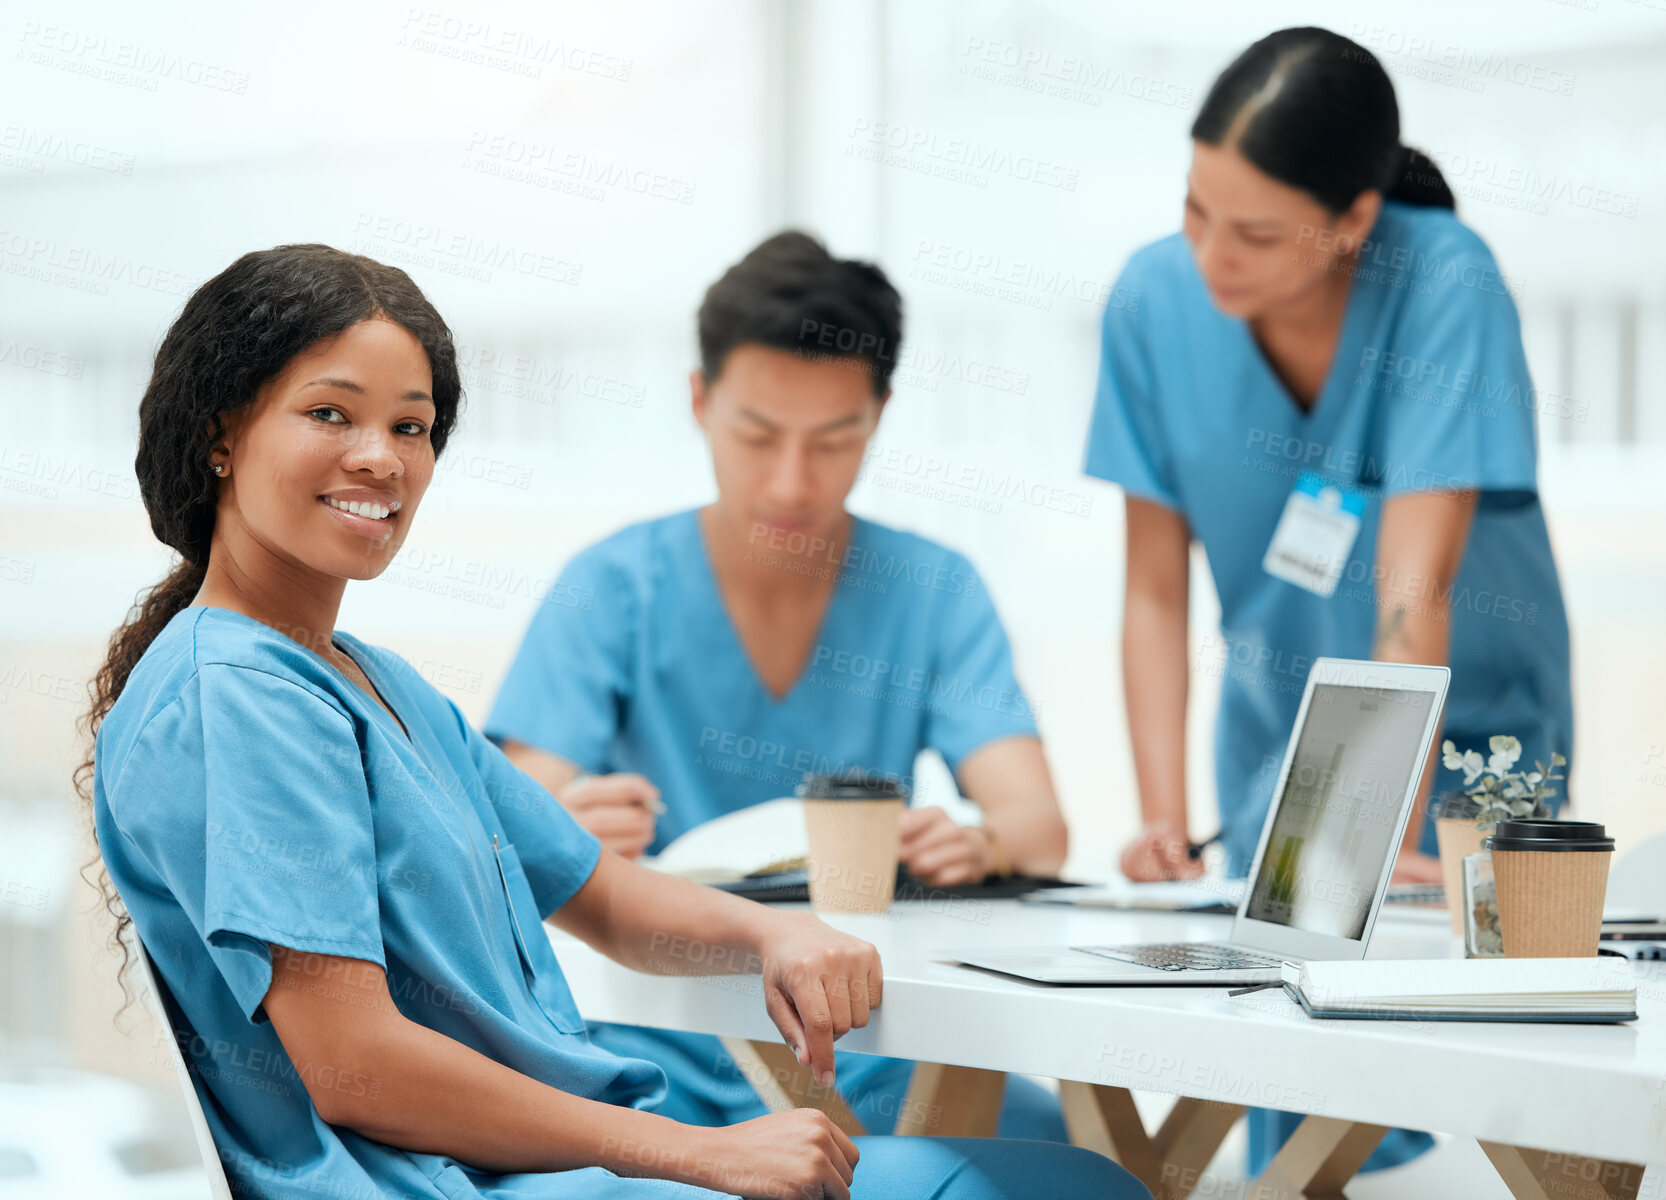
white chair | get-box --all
[131,941,236,1200]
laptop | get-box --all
[954,658,1450,985]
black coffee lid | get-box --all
[1484,818,1614,853]
[796,771,910,801]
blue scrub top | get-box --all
[485,509,1038,854]
[1084,201,1573,873]
[93,606,714,1200]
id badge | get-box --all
[1262,472,1364,598]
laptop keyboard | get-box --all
[1072,942,1285,972]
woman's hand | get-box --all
[1391,849,1444,885]
[1120,817,1203,881]
[898,806,991,886]
[557,773,659,859]
[670,1110,859,1200]
[758,914,883,1089]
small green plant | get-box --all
[1441,736,1566,829]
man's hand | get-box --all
[1391,849,1444,885]
[898,806,990,886]
[758,914,883,1090]
[558,773,659,859]
[1120,817,1203,881]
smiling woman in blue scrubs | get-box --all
[1084,28,1572,1176]
[487,232,1070,1141]
[82,245,1141,1200]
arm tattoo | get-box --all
[1374,603,1409,658]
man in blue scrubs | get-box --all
[487,231,1070,1138]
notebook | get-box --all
[645,797,808,883]
[1274,957,1638,1023]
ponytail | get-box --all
[1386,144,1457,210]
[75,557,207,1012]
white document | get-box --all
[642,796,808,883]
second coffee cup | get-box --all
[798,772,907,914]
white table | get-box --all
[549,899,1665,1200]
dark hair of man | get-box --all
[697,230,904,399]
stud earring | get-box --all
[212,464,225,475]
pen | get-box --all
[1187,832,1221,861]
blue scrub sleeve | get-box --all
[1082,261,1182,510]
[453,699,603,920]
[128,665,385,1023]
[1366,232,1539,508]
[485,549,633,770]
[922,561,1040,775]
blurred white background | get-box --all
[2,1,1664,1194]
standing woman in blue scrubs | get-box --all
[1084,27,1572,1174]
[80,245,1143,1200]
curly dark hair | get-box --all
[74,244,463,1008]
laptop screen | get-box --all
[1244,682,1436,940]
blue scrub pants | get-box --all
[595,1025,1068,1141]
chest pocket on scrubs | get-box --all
[490,836,587,1034]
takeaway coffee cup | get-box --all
[798,772,907,914]
[1485,819,1614,958]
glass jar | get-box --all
[1462,850,1503,958]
